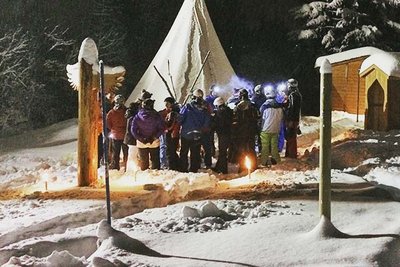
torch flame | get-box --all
[245,156,251,170]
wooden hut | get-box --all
[315,47,384,119]
[359,52,400,131]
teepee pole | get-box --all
[167,59,177,99]
[153,65,174,98]
[183,50,211,105]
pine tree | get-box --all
[291,0,400,53]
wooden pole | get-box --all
[153,65,174,98]
[319,59,332,219]
[183,50,211,105]
[77,59,98,186]
[167,59,177,99]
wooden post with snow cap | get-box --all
[319,59,332,220]
[66,38,126,187]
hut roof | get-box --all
[359,52,400,78]
[314,47,384,68]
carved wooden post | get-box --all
[78,58,98,186]
[67,38,125,187]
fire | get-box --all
[245,156,252,170]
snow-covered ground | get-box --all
[0,112,400,266]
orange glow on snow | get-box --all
[245,156,252,170]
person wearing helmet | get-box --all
[284,78,302,158]
[259,86,284,167]
[106,94,129,170]
[251,84,267,157]
[211,97,233,174]
[179,89,211,172]
[232,88,260,173]
[251,84,267,110]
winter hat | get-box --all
[164,97,176,104]
[193,89,204,98]
[213,97,225,107]
[264,85,276,98]
[142,98,155,110]
[140,89,153,100]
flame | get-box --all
[245,156,252,170]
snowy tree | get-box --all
[291,0,400,53]
[0,28,40,134]
[0,25,76,135]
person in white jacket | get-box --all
[259,86,284,166]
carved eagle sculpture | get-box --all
[66,38,126,93]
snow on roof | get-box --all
[314,46,385,68]
[359,52,400,78]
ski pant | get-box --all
[260,131,280,165]
[110,139,128,170]
[215,134,230,174]
[278,121,286,152]
[166,133,180,171]
[138,147,160,170]
[159,134,168,168]
[180,137,201,173]
[202,132,213,168]
[285,120,299,158]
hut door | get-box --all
[367,81,384,131]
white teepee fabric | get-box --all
[126,0,235,109]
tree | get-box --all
[291,0,400,53]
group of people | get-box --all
[103,78,302,174]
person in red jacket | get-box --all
[159,97,181,171]
[106,95,128,171]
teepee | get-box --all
[126,0,235,109]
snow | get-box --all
[360,52,400,78]
[319,58,332,74]
[314,46,385,67]
[1,111,400,266]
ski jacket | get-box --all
[159,103,181,138]
[261,98,284,133]
[213,104,233,136]
[106,106,127,140]
[285,89,302,121]
[232,99,260,138]
[124,102,140,145]
[179,101,210,140]
[130,108,165,144]
[251,93,267,110]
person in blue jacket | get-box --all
[179,89,211,173]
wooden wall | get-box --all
[331,57,366,115]
[387,78,400,130]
